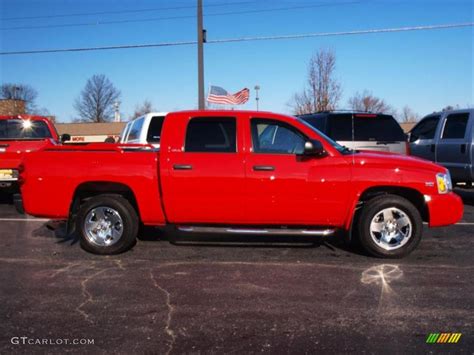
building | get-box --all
[56,122,126,142]
[0,99,26,115]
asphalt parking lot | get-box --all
[0,190,473,353]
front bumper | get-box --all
[426,192,463,227]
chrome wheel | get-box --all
[84,207,123,247]
[369,207,412,251]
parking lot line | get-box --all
[0,218,51,222]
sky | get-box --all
[0,0,473,122]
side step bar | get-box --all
[176,226,335,236]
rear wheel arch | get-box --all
[69,181,140,221]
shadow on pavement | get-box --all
[36,223,360,254]
[0,193,13,205]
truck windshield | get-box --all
[297,118,354,154]
[0,119,52,140]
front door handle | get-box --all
[253,165,275,171]
[430,144,435,153]
[460,144,466,154]
[173,164,193,170]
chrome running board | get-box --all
[176,226,335,236]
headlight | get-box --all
[436,172,452,194]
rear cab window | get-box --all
[126,117,145,142]
[185,117,237,153]
[146,116,165,144]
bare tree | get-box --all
[74,74,121,122]
[348,90,396,115]
[133,100,156,119]
[0,83,38,113]
[401,106,420,123]
[289,49,342,114]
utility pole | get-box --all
[254,85,260,111]
[114,101,121,122]
[197,0,205,109]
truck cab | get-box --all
[119,112,168,148]
[409,109,473,184]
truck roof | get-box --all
[0,115,53,121]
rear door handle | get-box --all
[253,165,275,171]
[173,164,193,170]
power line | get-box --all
[1,23,472,56]
[0,1,364,31]
[0,1,257,21]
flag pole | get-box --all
[197,0,205,110]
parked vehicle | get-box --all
[119,112,168,148]
[298,111,408,154]
[18,110,462,258]
[409,109,473,184]
[0,115,69,194]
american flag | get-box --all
[207,85,250,105]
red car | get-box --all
[0,115,69,197]
[17,110,463,258]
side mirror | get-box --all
[60,133,71,143]
[408,133,418,143]
[303,140,326,157]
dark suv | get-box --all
[298,111,408,154]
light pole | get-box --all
[197,0,205,109]
[254,85,260,111]
[114,101,121,122]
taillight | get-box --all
[405,142,411,155]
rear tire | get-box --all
[357,194,422,258]
[76,195,138,255]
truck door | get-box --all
[409,115,441,161]
[244,117,351,226]
[436,112,472,182]
[162,116,246,223]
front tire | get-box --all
[357,195,422,258]
[76,195,138,255]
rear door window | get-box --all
[441,113,469,139]
[410,115,440,142]
[327,114,406,141]
[185,117,236,153]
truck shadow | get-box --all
[143,227,365,255]
[41,224,365,256]
[454,188,474,206]
[0,193,13,205]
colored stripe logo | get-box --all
[426,333,462,344]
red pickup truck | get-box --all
[0,115,69,197]
[18,110,463,258]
